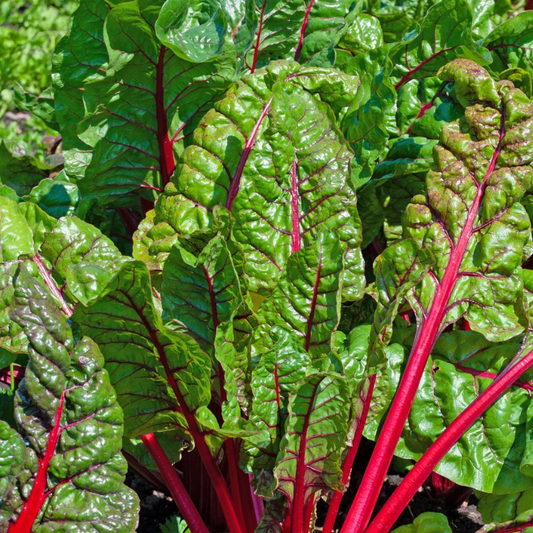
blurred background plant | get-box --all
[0,0,75,156]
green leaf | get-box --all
[156,0,229,62]
[73,261,219,449]
[257,231,343,361]
[0,266,138,532]
[376,60,533,344]
[478,488,533,527]
[162,234,246,353]
[388,0,484,91]
[159,514,191,533]
[23,177,80,219]
[158,61,364,300]
[243,326,311,487]
[391,513,452,533]
[0,141,60,197]
[40,216,130,306]
[77,0,235,202]
[485,12,533,80]
[366,329,533,493]
[52,0,110,179]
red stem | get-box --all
[526,0,533,10]
[364,347,533,533]
[395,48,451,91]
[32,255,73,317]
[9,394,65,533]
[122,450,168,494]
[155,46,175,186]
[341,104,506,533]
[294,0,316,61]
[251,0,267,73]
[141,433,209,533]
[322,375,376,533]
[290,159,301,253]
[492,522,533,533]
[225,97,272,211]
[290,379,322,533]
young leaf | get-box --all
[390,513,453,533]
[0,267,138,532]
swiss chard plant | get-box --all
[5,0,533,532]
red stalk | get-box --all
[251,1,267,73]
[290,159,301,253]
[9,394,65,533]
[122,450,168,494]
[294,0,316,61]
[526,0,533,10]
[141,433,209,533]
[289,379,322,533]
[322,375,376,533]
[248,474,265,524]
[226,97,273,211]
[155,46,175,186]
[364,347,533,533]
[341,105,506,533]
[32,255,73,317]
[491,522,533,533]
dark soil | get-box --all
[129,437,484,533]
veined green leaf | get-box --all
[0,267,138,532]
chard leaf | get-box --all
[244,326,311,487]
[237,0,359,70]
[161,234,247,354]
[478,488,533,527]
[273,373,350,517]
[40,217,130,306]
[377,59,533,343]
[257,231,343,361]
[158,61,363,299]
[366,0,430,43]
[388,0,482,91]
[73,261,219,450]
[485,12,533,79]
[0,267,138,532]
[23,178,80,219]
[0,141,60,197]
[77,0,235,202]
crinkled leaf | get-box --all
[73,261,220,451]
[377,60,533,344]
[158,61,363,299]
[40,216,130,306]
[367,329,533,493]
[244,326,311,489]
[0,266,138,532]
[257,231,343,362]
[162,235,246,353]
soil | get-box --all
[129,437,484,533]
